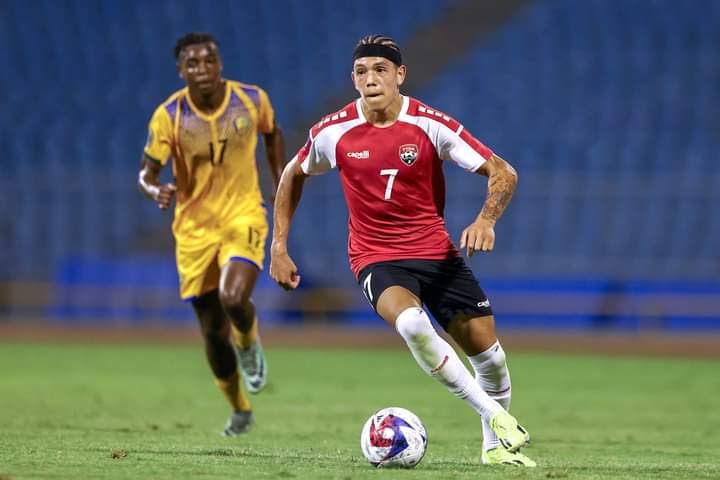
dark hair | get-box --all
[353,34,402,66]
[174,32,218,60]
[355,34,401,54]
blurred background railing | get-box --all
[1,0,718,332]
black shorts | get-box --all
[357,257,493,331]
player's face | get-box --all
[352,57,406,111]
[178,42,223,95]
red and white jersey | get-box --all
[296,95,494,276]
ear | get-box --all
[351,70,361,93]
[177,61,185,80]
[396,65,407,87]
[217,52,224,74]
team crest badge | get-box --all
[233,116,251,135]
[399,144,419,166]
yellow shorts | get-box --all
[174,211,268,300]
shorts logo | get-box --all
[399,144,418,166]
[477,299,490,308]
[362,273,374,303]
[347,150,370,159]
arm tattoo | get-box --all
[479,166,517,222]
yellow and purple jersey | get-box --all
[144,80,274,299]
[144,80,274,240]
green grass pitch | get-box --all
[1,341,718,479]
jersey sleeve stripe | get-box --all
[297,101,363,175]
[240,85,261,109]
[297,153,311,175]
[165,100,178,119]
[458,129,493,160]
[400,100,491,172]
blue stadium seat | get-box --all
[2,0,717,300]
[416,0,720,280]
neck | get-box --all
[189,80,226,113]
[361,93,403,127]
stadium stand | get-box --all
[1,0,718,328]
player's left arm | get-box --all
[263,122,286,197]
[257,88,286,200]
[459,153,518,256]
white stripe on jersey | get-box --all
[301,116,365,175]
[398,98,487,172]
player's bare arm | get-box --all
[138,158,176,210]
[263,122,286,200]
[269,158,308,290]
[460,153,518,256]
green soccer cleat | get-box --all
[489,410,530,452]
[222,410,253,437]
[482,447,536,467]
[236,335,268,394]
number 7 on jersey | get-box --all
[380,169,399,200]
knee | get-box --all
[485,348,507,372]
[395,307,435,342]
[218,285,251,313]
[470,342,507,375]
[192,292,228,340]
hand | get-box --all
[270,245,301,290]
[459,217,496,257]
[155,183,176,210]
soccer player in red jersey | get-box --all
[270,35,536,466]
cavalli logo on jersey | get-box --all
[347,150,370,159]
[399,144,419,166]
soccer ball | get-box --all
[360,407,427,468]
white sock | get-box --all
[395,307,503,420]
[469,340,512,451]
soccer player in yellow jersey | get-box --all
[138,32,285,436]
